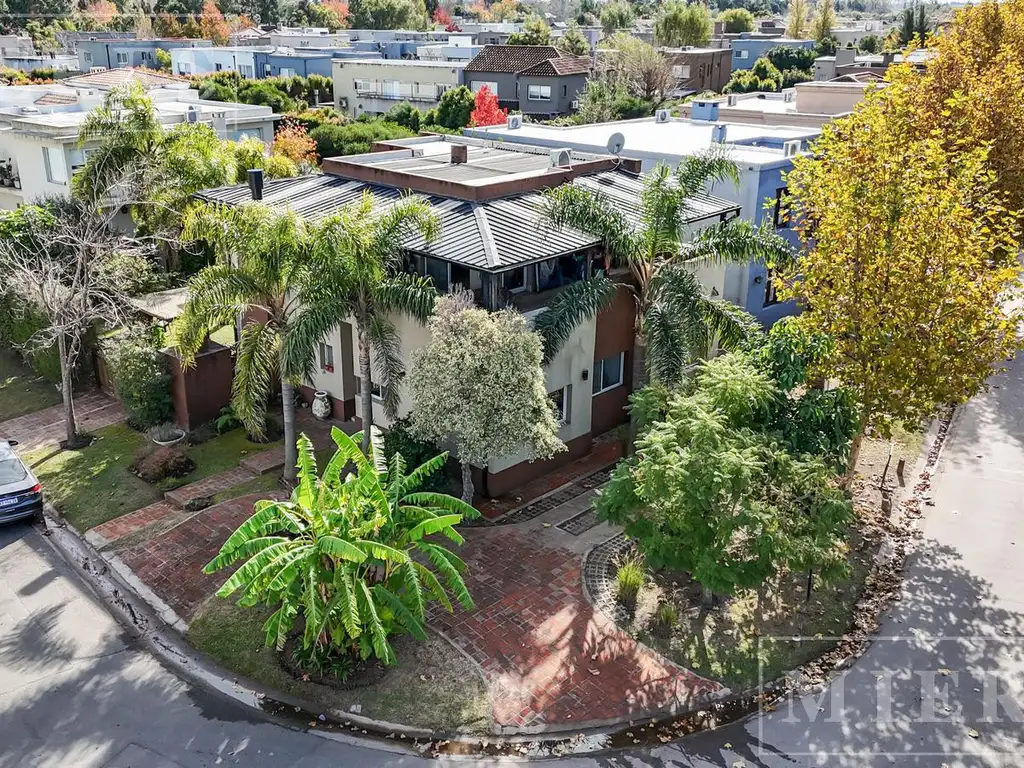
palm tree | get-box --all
[170,203,327,482]
[290,192,439,454]
[538,154,792,435]
[203,428,478,664]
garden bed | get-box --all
[591,426,925,691]
[188,599,493,734]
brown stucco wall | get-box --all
[164,341,234,430]
[590,284,635,436]
[480,432,593,498]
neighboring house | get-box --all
[681,79,876,127]
[228,27,271,47]
[464,115,821,326]
[453,22,523,46]
[463,45,590,117]
[268,27,350,49]
[1,54,78,71]
[814,48,932,81]
[661,47,732,95]
[196,135,738,495]
[0,35,34,58]
[0,69,276,209]
[332,58,465,117]
[77,38,212,72]
[172,46,378,78]
[416,35,482,63]
[172,46,262,78]
[728,35,815,70]
[57,30,136,55]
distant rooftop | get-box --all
[61,67,188,91]
[333,58,467,68]
[465,117,819,167]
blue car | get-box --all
[0,440,43,525]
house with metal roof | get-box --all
[196,135,738,496]
[463,45,592,117]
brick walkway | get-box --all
[164,465,259,509]
[87,501,177,549]
[430,527,721,729]
[0,390,124,451]
[118,492,285,622]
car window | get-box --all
[0,458,28,484]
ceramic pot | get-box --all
[311,390,332,421]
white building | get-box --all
[0,69,277,209]
[678,80,877,128]
[333,58,465,117]
[170,46,265,78]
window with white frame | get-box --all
[215,62,223,71]
[84,51,92,63]
[470,80,497,93]
[43,146,67,184]
[115,51,129,64]
[672,64,691,78]
[178,62,192,75]
[280,67,297,78]
[592,352,624,395]
[736,50,749,60]
[763,269,781,307]
[527,84,551,100]
[140,51,152,61]
[319,342,334,372]
[549,385,571,425]
[239,64,254,78]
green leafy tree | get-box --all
[308,121,415,159]
[435,85,475,129]
[718,7,754,32]
[385,101,422,131]
[102,325,174,429]
[782,84,1023,478]
[857,33,879,53]
[507,15,552,44]
[556,21,590,55]
[763,44,816,73]
[350,0,427,28]
[599,0,633,34]
[203,428,478,664]
[541,156,790,441]
[155,48,172,70]
[785,0,809,38]
[171,205,322,481]
[809,0,836,41]
[655,1,712,47]
[598,353,853,611]
[295,193,439,454]
[408,293,565,502]
[724,56,784,92]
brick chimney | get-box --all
[450,144,468,164]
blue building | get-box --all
[252,48,380,79]
[464,115,820,326]
[730,35,815,70]
[78,38,212,72]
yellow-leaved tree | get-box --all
[781,83,1023,474]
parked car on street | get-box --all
[0,440,43,525]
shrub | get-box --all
[764,45,816,73]
[130,446,195,483]
[0,295,62,382]
[215,405,243,434]
[308,120,415,161]
[263,153,299,178]
[102,326,174,429]
[615,555,645,604]
[271,121,318,166]
[290,642,357,681]
[94,251,167,297]
[284,107,345,133]
[435,85,475,129]
[719,7,754,32]
[386,101,422,132]
[654,601,678,628]
[781,68,813,89]
[382,416,449,493]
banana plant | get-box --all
[203,426,478,665]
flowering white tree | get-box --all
[408,293,566,502]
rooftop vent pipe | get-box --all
[247,168,264,200]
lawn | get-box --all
[0,349,61,421]
[26,423,282,531]
[188,599,492,734]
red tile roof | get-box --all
[517,55,591,77]
[61,67,188,91]
[465,45,563,73]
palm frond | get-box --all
[169,264,264,363]
[532,276,619,363]
[375,272,437,323]
[542,184,641,264]
[231,320,280,440]
[371,193,441,270]
[675,147,741,197]
[681,219,794,268]
[367,311,405,419]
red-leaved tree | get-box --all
[469,85,507,127]
[199,0,229,44]
[433,6,452,25]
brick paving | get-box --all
[0,390,124,451]
[87,501,178,548]
[429,527,722,729]
[164,465,259,509]
[118,492,286,622]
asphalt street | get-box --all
[1,357,1022,767]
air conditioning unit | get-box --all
[711,123,728,143]
[185,105,200,123]
[89,66,106,73]
[655,108,671,123]
[507,114,523,130]
[549,148,572,168]
[783,90,795,103]
[783,139,801,157]
[726,93,738,106]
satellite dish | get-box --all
[606,132,625,156]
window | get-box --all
[43,146,67,184]
[672,64,691,78]
[140,51,151,61]
[592,352,624,395]
[561,84,567,97]
[84,51,92,63]
[178,62,192,75]
[239,64,254,78]
[471,80,498,93]
[264,64,272,76]
[115,51,129,64]
[527,84,551,100]
[501,266,527,293]
[736,50,749,60]
[425,257,450,292]
[215,62,223,71]
[280,67,297,78]
[319,342,334,372]
[764,269,781,307]
[549,385,571,425]
[773,186,790,229]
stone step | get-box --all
[240,447,285,476]
[164,466,258,510]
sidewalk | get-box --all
[0,391,124,451]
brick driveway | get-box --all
[0,390,124,451]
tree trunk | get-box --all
[357,324,373,455]
[841,427,866,489]
[461,462,474,505]
[754,583,766,636]
[625,333,647,456]
[700,583,714,607]
[57,333,78,448]
[280,378,297,483]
